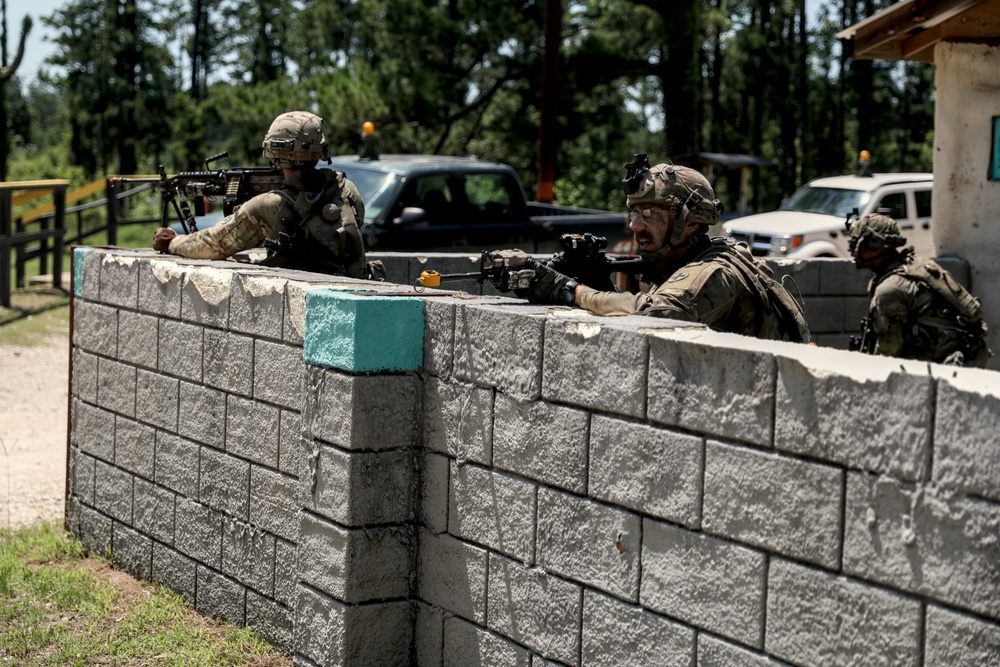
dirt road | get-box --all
[0,334,69,529]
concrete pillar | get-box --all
[933,42,1000,367]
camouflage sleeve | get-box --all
[870,276,917,357]
[577,261,738,325]
[343,178,366,224]
[168,192,283,260]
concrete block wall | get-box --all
[68,248,999,666]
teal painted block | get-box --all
[73,247,90,297]
[304,290,424,372]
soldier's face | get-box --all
[849,237,884,269]
[629,205,674,253]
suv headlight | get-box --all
[771,234,803,256]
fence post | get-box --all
[52,186,66,291]
[106,179,119,246]
[0,189,10,307]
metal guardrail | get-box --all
[0,177,160,308]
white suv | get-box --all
[722,173,934,258]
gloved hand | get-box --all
[520,258,578,305]
[153,227,176,253]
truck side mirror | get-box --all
[391,207,428,227]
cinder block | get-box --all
[73,300,118,357]
[157,319,203,382]
[274,538,296,607]
[154,432,200,498]
[422,298,457,378]
[151,542,197,602]
[138,259,183,318]
[844,295,869,333]
[589,415,703,528]
[305,367,420,451]
[73,399,115,462]
[304,289,424,372]
[294,587,412,666]
[226,395,280,467]
[246,591,293,654]
[641,519,766,648]
[418,530,488,624]
[925,604,1000,665]
[69,451,96,505]
[305,442,415,526]
[816,258,870,295]
[180,267,232,328]
[298,512,413,603]
[449,463,536,564]
[415,601,444,667]
[582,590,694,667]
[932,367,1000,502]
[133,477,175,545]
[648,330,776,447]
[97,358,137,418]
[766,558,922,666]
[843,472,1000,620]
[135,369,179,432]
[196,565,246,626]
[541,314,650,418]
[94,460,133,524]
[278,409,305,477]
[453,304,545,400]
[935,256,971,287]
[801,296,846,333]
[493,393,588,494]
[766,258,821,295]
[283,280,329,345]
[178,382,226,448]
[537,488,640,601]
[222,517,276,596]
[703,441,843,570]
[253,340,304,410]
[812,332,853,349]
[230,273,286,340]
[112,522,152,581]
[444,616,530,667]
[73,350,99,403]
[775,352,933,481]
[117,310,159,369]
[73,247,96,299]
[199,447,250,519]
[419,452,449,534]
[486,553,581,664]
[365,252,411,286]
[78,503,112,555]
[249,466,299,542]
[204,330,254,396]
[697,634,780,667]
[115,417,156,479]
[423,377,493,464]
[99,253,141,309]
[174,498,223,569]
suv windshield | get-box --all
[780,186,870,217]
[336,167,398,221]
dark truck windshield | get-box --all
[337,167,398,221]
[780,186,870,217]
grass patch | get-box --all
[0,523,290,666]
[0,300,70,342]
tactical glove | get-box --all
[520,258,578,305]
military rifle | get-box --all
[111,152,284,234]
[849,317,877,354]
[415,233,649,293]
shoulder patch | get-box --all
[667,272,689,283]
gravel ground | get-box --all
[0,334,69,529]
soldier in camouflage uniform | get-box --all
[848,213,990,367]
[499,158,811,342]
[153,111,368,277]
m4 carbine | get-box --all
[111,152,283,234]
[416,233,649,294]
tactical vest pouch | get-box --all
[904,260,982,323]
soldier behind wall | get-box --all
[846,213,991,367]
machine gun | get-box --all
[849,317,877,354]
[415,233,649,293]
[111,152,284,234]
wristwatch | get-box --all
[559,280,579,305]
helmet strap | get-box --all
[670,191,701,245]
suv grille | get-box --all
[727,231,774,256]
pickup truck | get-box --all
[318,154,630,253]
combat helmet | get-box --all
[622,154,724,246]
[262,111,329,169]
[847,213,907,251]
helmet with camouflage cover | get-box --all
[261,111,329,169]
[847,213,907,251]
[622,158,724,248]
